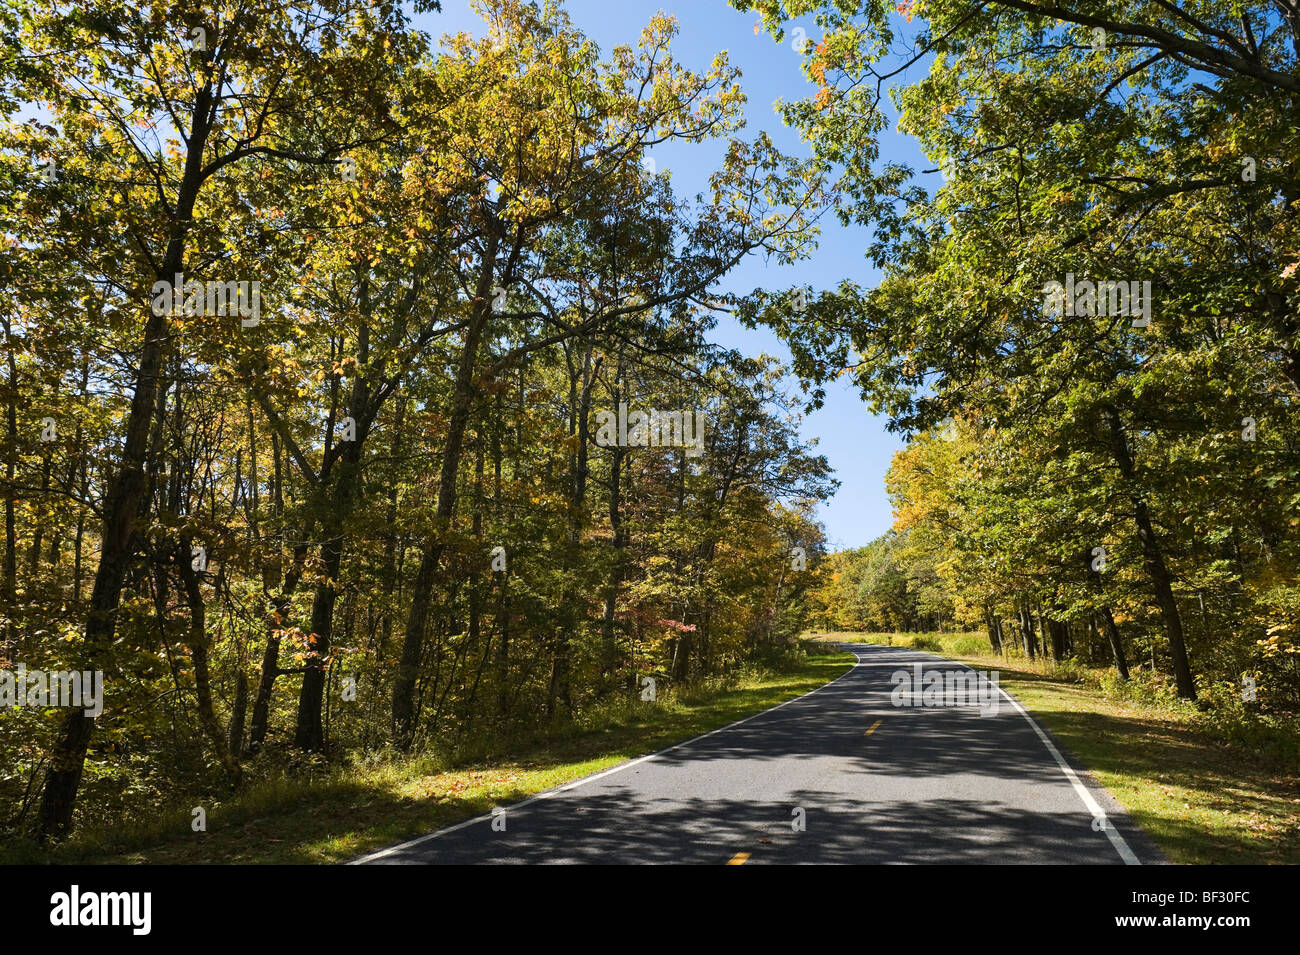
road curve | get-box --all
[353,643,1162,864]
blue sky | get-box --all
[418,0,932,550]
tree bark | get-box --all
[177,541,241,787]
[249,542,308,751]
[1103,406,1195,698]
[393,233,499,750]
[601,351,627,686]
[37,84,217,838]
[1047,617,1067,662]
[984,604,1002,653]
[1019,602,1036,659]
[228,669,248,759]
[2,325,16,654]
[295,320,374,751]
[1098,606,1130,680]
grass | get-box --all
[3,645,854,865]
[809,629,1300,864]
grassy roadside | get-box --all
[3,645,854,865]
[811,630,1300,864]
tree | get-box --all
[386,1,824,748]
[11,0,423,838]
[736,0,1300,700]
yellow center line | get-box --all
[865,719,883,735]
[727,852,751,865]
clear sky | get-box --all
[417,0,932,550]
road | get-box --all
[353,642,1161,864]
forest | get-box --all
[779,0,1300,719]
[1,0,836,844]
[3,0,1298,856]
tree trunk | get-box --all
[601,351,627,687]
[249,623,282,751]
[393,234,499,750]
[295,533,344,750]
[178,543,241,787]
[228,669,248,759]
[1099,606,1131,680]
[549,339,597,720]
[1019,602,1036,659]
[1047,618,1067,662]
[295,321,373,751]
[249,542,307,751]
[2,327,16,654]
[1103,406,1195,698]
[28,458,50,577]
[984,604,1002,653]
[492,402,510,722]
[36,80,217,839]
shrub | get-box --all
[950,635,988,655]
[1192,681,1300,770]
[1051,657,1089,683]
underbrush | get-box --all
[1,640,850,864]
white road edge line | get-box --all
[348,645,864,864]
[863,642,1139,865]
[993,679,1141,865]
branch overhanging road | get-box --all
[352,643,1163,865]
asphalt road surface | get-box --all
[353,642,1162,864]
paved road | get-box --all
[354,643,1161,864]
